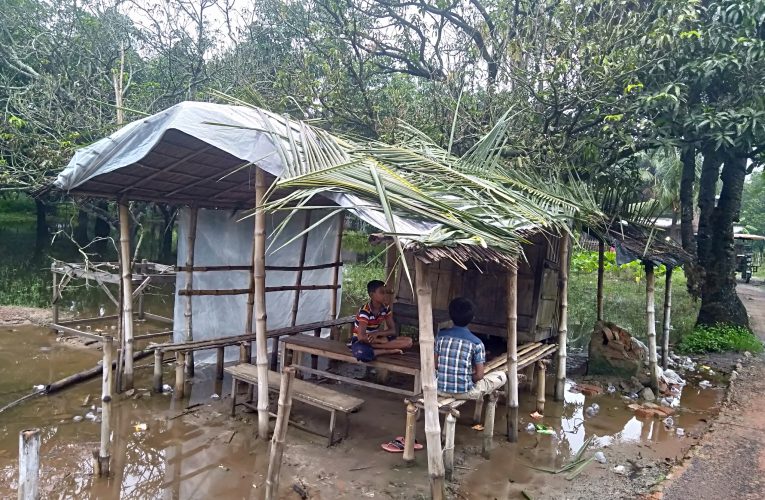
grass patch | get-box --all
[677,324,763,354]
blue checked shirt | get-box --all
[435,326,486,394]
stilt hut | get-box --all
[55,101,597,498]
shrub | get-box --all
[677,324,763,354]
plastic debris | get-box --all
[134,423,148,432]
[613,465,627,475]
[607,384,616,394]
[663,369,686,386]
[594,451,607,464]
[526,423,537,433]
[628,392,639,400]
[698,380,712,389]
[529,411,544,420]
[663,416,674,428]
[708,370,716,376]
[211,393,221,400]
[162,384,172,392]
[676,428,685,437]
[535,423,555,435]
[85,412,97,421]
[33,384,45,391]
[73,416,84,422]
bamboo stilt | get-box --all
[597,239,605,321]
[443,412,456,481]
[254,167,270,440]
[414,258,445,499]
[184,207,198,377]
[329,215,344,342]
[175,352,186,398]
[645,262,659,392]
[506,262,519,442]
[137,258,147,320]
[95,336,113,476]
[265,367,296,500]
[403,401,417,464]
[555,234,570,401]
[118,200,135,390]
[482,392,498,459]
[536,361,547,414]
[153,350,164,393]
[661,267,673,369]
[51,265,59,333]
[18,428,41,500]
[216,347,225,381]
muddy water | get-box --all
[460,377,724,498]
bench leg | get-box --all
[230,378,238,417]
[216,347,224,381]
[482,392,498,459]
[403,401,417,464]
[328,409,337,447]
[153,350,164,393]
[294,351,304,380]
[473,396,484,425]
[444,412,456,481]
[278,339,286,371]
[175,352,186,398]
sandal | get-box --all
[395,436,424,450]
[381,439,406,453]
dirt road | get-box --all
[662,279,765,500]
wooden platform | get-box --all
[281,335,422,396]
[226,364,364,445]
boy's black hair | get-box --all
[448,297,474,327]
[367,280,386,295]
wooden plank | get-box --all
[50,323,105,342]
[290,365,417,396]
[142,312,174,324]
[282,336,420,374]
[225,365,364,412]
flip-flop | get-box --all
[381,440,406,453]
[395,436,424,450]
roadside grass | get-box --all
[677,324,763,354]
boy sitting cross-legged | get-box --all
[436,297,507,399]
[349,280,413,362]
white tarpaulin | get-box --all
[175,207,342,362]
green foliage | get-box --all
[677,324,763,354]
[571,250,666,282]
[342,263,385,314]
[742,169,765,235]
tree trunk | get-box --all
[697,154,749,327]
[680,146,700,297]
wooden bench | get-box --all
[226,364,364,446]
[281,334,422,396]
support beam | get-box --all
[254,167,270,440]
[184,207,199,377]
[265,367,296,500]
[645,261,659,391]
[482,392,498,459]
[175,352,186,398]
[18,428,41,500]
[597,239,605,321]
[51,264,59,333]
[415,258,445,499]
[506,262,519,442]
[118,200,135,390]
[536,361,547,414]
[403,401,417,464]
[329,215,345,342]
[661,267,674,369]
[443,412,456,481]
[153,350,164,393]
[555,234,570,401]
[95,336,113,476]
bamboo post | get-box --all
[329,215,344,341]
[414,258,445,499]
[51,263,59,333]
[18,428,41,500]
[402,400,417,464]
[216,347,225,381]
[153,350,164,393]
[254,167,270,440]
[506,262,519,442]
[661,266,673,369]
[645,261,659,392]
[555,234,570,401]
[184,207,198,377]
[596,239,605,321]
[265,366,296,500]
[138,259,147,320]
[175,352,186,398]
[482,392,498,459]
[118,199,135,390]
[94,336,113,477]
[536,361,547,414]
[443,412,456,481]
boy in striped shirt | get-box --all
[350,280,413,361]
[436,297,506,399]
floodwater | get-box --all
[0,320,726,499]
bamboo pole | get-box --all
[265,367,296,500]
[175,352,186,398]
[506,262,519,442]
[95,336,113,476]
[18,428,41,500]
[414,258,445,499]
[645,261,659,392]
[184,207,198,377]
[402,400,417,464]
[536,361,547,414]
[443,412,456,481]
[661,267,673,369]
[555,234,570,401]
[51,264,59,333]
[153,350,164,393]
[482,392,498,459]
[137,259,147,320]
[118,200,135,390]
[216,347,225,381]
[596,239,605,321]
[254,167,270,440]
[329,215,345,342]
